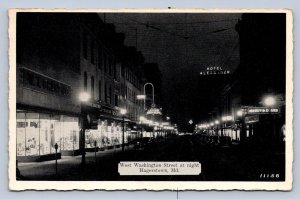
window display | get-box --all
[16,113,26,156]
[25,113,39,156]
[16,111,80,157]
[61,116,79,151]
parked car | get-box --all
[218,136,232,147]
[133,137,150,149]
[209,136,220,146]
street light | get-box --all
[79,91,90,102]
[236,109,243,117]
[120,108,127,152]
[79,91,91,167]
[263,95,276,107]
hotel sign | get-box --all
[199,66,230,76]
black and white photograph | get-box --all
[9,9,293,190]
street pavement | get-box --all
[18,135,285,181]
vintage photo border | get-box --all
[8,8,293,191]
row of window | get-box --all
[82,31,117,80]
[121,64,141,89]
[83,72,118,106]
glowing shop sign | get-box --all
[245,107,279,114]
[146,108,162,115]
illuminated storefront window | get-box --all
[61,116,79,151]
[16,111,79,157]
[25,113,39,156]
[16,113,26,156]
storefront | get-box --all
[85,120,125,150]
[16,111,80,162]
[83,104,134,151]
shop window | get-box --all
[16,112,80,158]
[16,113,26,156]
[61,116,79,151]
[39,114,51,155]
[25,113,40,156]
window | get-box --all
[91,41,95,64]
[98,80,101,101]
[109,86,112,104]
[83,32,88,59]
[104,54,107,73]
[84,72,87,91]
[121,64,125,77]
[114,61,117,80]
[104,84,108,103]
[115,95,118,107]
[91,76,94,100]
[109,59,112,76]
[98,45,102,69]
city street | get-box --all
[14,12,288,189]
[18,135,285,181]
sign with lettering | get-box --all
[199,66,230,76]
[243,107,280,115]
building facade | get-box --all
[16,13,147,161]
[212,13,286,147]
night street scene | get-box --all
[15,12,286,182]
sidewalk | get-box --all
[18,145,134,181]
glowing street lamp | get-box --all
[120,108,127,152]
[263,95,276,107]
[79,91,91,166]
[79,92,90,102]
[214,120,220,125]
[236,109,243,117]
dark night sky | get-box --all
[102,13,241,129]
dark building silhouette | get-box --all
[214,13,286,148]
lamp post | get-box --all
[214,120,220,136]
[236,109,243,141]
[79,91,90,167]
[120,108,127,152]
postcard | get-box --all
[8,8,293,191]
